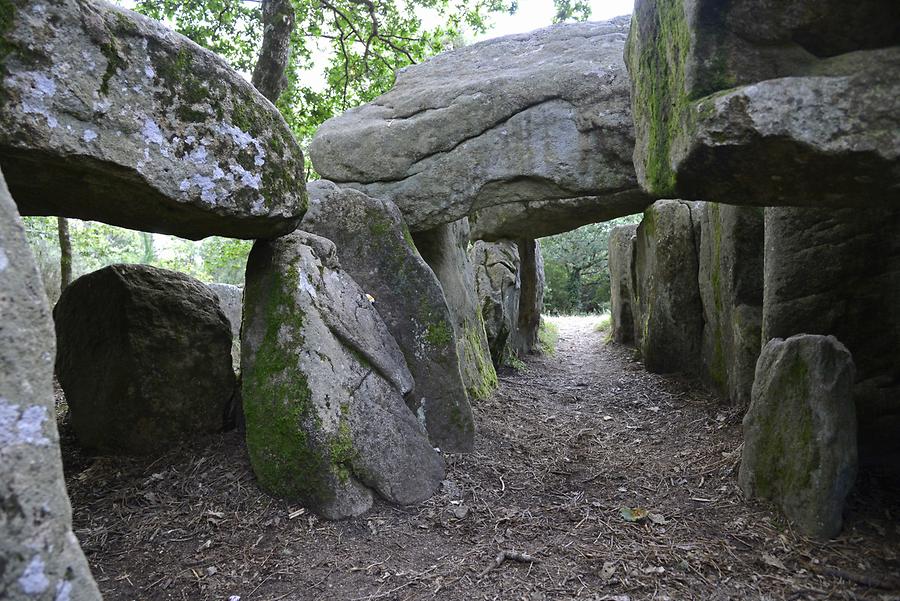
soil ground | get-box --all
[62,316,900,601]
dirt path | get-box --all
[64,316,899,600]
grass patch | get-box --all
[538,318,559,356]
[504,351,527,372]
[594,312,612,332]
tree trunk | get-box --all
[141,231,155,263]
[58,217,72,293]
[251,0,295,103]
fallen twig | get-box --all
[478,550,540,579]
[808,562,900,590]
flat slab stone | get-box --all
[311,18,651,233]
[0,0,306,239]
[0,168,101,600]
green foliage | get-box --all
[537,318,558,355]
[540,215,640,315]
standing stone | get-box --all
[0,0,306,240]
[698,204,764,406]
[241,231,444,519]
[739,335,857,540]
[0,169,101,600]
[54,264,235,454]
[608,224,638,344]
[632,200,703,374]
[625,0,900,206]
[763,206,900,464]
[413,219,498,400]
[301,181,474,453]
[510,239,545,357]
[471,240,521,366]
[310,18,651,233]
[208,283,243,373]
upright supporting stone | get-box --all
[413,219,498,401]
[471,240,522,367]
[55,265,236,455]
[241,232,444,519]
[632,200,704,374]
[208,283,243,374]
[739,335,857,540]
[763,206,900,464]
[698,204,764,406]
[608,224,638,344]
[302,181,474,453]
[510,239,545,357]
[0,169,101,600]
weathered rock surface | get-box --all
[510,239,545,357]
[763,206,900,465]
[208,283,243,373]
[413,220,497,400]
[608,225,637,344]
[301,181,474,453]
[471,240,521,366]
[0,168,101,600]
[311,18,651,232]
[698,204,764,406]
[241,231,444,519]
[739,335,857,540]
[632,200,703,374]
[54,264,235,454]
[625,0,900,206]
[0,0,306,239]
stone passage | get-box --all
[0,168,101,600]
[208,283,243,374]
[302,180,474,453]
[311,17,651,236]
[607,224,637,345]
[54,264,236,455]
[739,335,857,540]
[241,231,444,519]
[0,0,306,240]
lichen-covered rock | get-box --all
[241,231,444,519]
[311,18,651,233]
[471,240,521,366]
[301,181,474,453]
[739,334,857,540]
[0,0,306,240]
[413,220,498,400]
[509,239,545,357]
[633,200,703,374]
[0,168,101,601]
[54,264,235,454]
[208,283,243,373]
[763,206,900,465]
[698,204,764,406]
[608,225,637,344]
[625,0,900,206]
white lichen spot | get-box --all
[230,163,261,190]
[188,145,208,164]
[250,197,266,215]
[82,129,97,143]
[417,398,427,430]
[55,579,73,601]
[180,174,220,204]
[0,248,8,272]
[141,118,164,147]
[12,71,59,128]
[0,398,51,447]
[18,555,49,595]
[297,270,317,299]
[144,65,156,79]
[31,3,47,15]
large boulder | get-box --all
[0,0,306,240]
[739,335,857,540]
[471,240,521,366]
[0,169,101,600]
[54,264,236,454]
[607,224,638,344]
[413,220,498,400]
[698,204,764,406]
[763,206,900,465]
[301,181,474,453]
[241,231,444,519]
[625,0,900,206]
[208,283,243,373]
[310,18,651,234]
[632,200,703,374]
